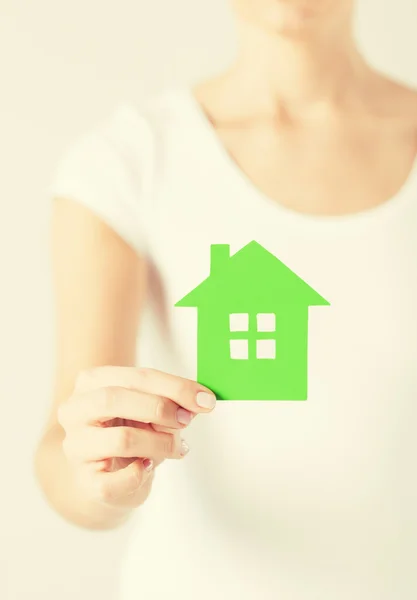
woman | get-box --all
[36,0,417,598]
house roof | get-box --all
[175,240,330,308]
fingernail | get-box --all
[196,391,216,409]
[143,458,154,472]
[177,407,192,425]
[180,439,190,456]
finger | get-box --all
[60,387,195,429]
[63,426,187,462]
[153,428,189,459]
[89,458,154,506]
[95,454,164,471]
[73,366,216,413]
[151,423,179,434]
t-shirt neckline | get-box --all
[171,85,417,233]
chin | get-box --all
[268,8,319,35]
[233,0,349,37]
[266,3,332,35]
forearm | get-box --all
[34,424,153,530]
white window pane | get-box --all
[230,339,248,359]
[256,339,276,359]
[257,313,275,332]
[229,313,249,331]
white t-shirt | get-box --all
[48,87,417,600]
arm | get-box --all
[34,197,151,530]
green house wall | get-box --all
[196,303,309,401]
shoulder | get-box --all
[73,87,190,176]
[48,89,187,255]
[53,87,190,183]
[370,72,417,157]
[372,72,417,123]
[50,87,187,200]
[112,87,190,141]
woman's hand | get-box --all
[57,365,216,510]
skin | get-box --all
[35,202,217,529]
[35,0,417,530]
[197,0,417,216]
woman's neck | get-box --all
[227,17,370,118]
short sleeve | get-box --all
[48,104,153,256]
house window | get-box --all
[230,339,248,360]
[229,313,249,331]
[256,339,276,359]
[256,313,275,332]
[229,313,277,360]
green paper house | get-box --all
[175,241,330,401]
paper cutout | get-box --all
[175,241,330,400]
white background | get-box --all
[1,1,416,599]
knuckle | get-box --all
[82,366,106,379]
[99,386,118,414]
[75,368,93,388]
[136,366,151,382]
[153,397,167,422]
[56,403,68,427]
[61,433,76,460]
[75,366,111,391]
[61,433,70,455]
[137,394,158,424]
